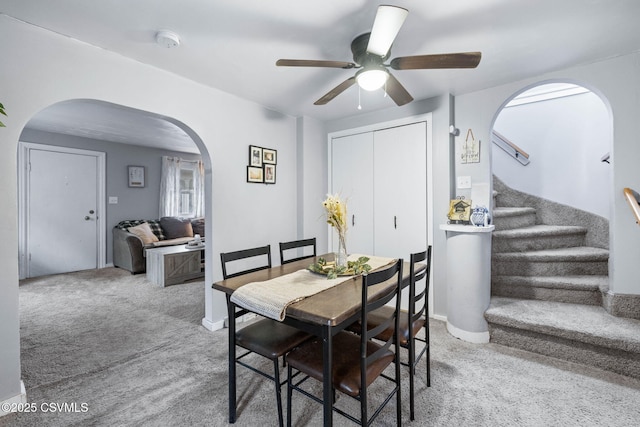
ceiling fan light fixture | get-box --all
[356,68,389,91]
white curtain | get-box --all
[159,156,205,218]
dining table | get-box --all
[212,253,424,426]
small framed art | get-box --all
[128,165,145,188]
[247,166,264,183]
[263,148,277,165]
[249,145,263,167]
[264,164,276,184]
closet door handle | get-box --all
[394,216,397,229]
[352,214,355,226]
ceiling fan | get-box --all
[276,5,481,106]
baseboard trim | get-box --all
[201,317,225,332]
[0,381,27,417]
[432,314,447,323]
[447,321,490,344]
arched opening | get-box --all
[18,98,211,279]
[490,81,612,221]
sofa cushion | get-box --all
[128,222,159,245]
[116,219,166,240]
[160,217,194,239]
[191,217,205,237]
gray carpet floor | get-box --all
[3,267,640,426]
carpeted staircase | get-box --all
[485,176,640,379]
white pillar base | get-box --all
[447,321,490,344]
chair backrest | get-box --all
[361,259,403,363]
[279,238,316,265]
[408,246,432,328]
[220,245,272,279]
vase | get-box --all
[336,233,348,268]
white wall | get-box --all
[493,90,611,219]
[455,54,640,299]
[0,15,302,403]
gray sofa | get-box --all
[113,217,205,274]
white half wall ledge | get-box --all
[447,321,490,344]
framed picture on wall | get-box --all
[263,148,277,165]
[249,145,263,167]
[264,164,276,184]
[128,165,145,188]
[247,166,264,183]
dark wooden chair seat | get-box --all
[236,320,312,359]
[286,332,394,397]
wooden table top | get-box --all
[212,254,423,327]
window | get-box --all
[160,156,204,218]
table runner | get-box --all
[230,254,395,321]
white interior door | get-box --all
[331,132,374,254]
[373,122,428,258]
[22,144,105,278]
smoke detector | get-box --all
[156,30,180,48]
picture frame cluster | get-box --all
[247,145,277,184]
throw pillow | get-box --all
[160,217,194,239]
[128,222,159,245]
[191,217,205,237]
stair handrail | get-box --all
[492,130,530,165]
[623,187,640,225]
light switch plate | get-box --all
[108,196,118,204]
[457,176,472,189]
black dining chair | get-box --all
[220,245,312,427]
[285,259,404,426]
[279,237,316,265]
[349,247,432,421]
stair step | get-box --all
[493,225,587,252]
[493,247,609,276]
[492,207,536,231]
[492,275,605,305]
[485,297,640,378]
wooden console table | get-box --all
[146,245,204,287]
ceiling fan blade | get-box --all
[385,73,413,106]
[276,59,356,69]
[366,5,408,57]
[314,77,357,105]
[390,52,482,70]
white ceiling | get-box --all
[5,0,640,151]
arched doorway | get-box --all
[18,99,211,279]
[491,82,611,220]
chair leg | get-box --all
[409,338,416,421]
[273,359,284,427]
[286,363,293,427]
[426,324,431,387]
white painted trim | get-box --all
[18,142,107,279]
[446,321,490,344]
[0,381,27,417]
[201,317,225,332]
[432,313,447,323]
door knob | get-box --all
[85,216,91,221]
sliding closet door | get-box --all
[373,122,427,259]
[330,132,374,254]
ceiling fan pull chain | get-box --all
[357,86,362,110]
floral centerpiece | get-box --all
[322,193,348,267]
